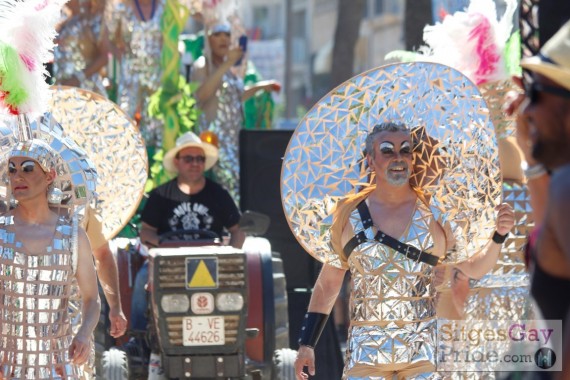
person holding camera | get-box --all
[191,22,280,201]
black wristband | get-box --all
[492,231,509,244]
[298,312,329,348]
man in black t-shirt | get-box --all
[130,132,245,332]
[140,131,245,248]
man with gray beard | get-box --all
[294,122,515,379]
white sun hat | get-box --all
[163,131,219,173]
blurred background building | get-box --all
[171,0,410,127]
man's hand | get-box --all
[256,79,281,92]
[227,47,244,66]
[295,345,316,380]
[433,265,470,319]
[108,306,128,338]
[450,268,470,318]
[495,203,515,236]
[69,332,92,365]
[503,76,525,117]
[432,264,448,290]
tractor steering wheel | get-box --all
[158,229,221,246]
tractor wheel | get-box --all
[101,348,129,380]
[272,348,297,380]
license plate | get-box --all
[182,316,225,346]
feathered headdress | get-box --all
[387,0,519,85]
[184,0,240,29]
[0,0,67,116]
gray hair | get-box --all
[365,122,410,157]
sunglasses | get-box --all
[525,81,570,104]
[8,161,38,175]
[212,31,231,36]
[178,155,206,164]
[379,141,412,155]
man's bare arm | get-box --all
[227,224,245,249]
[140,222,159,248]
[308,264,347,313]
[295,264,347,380]
[92,242,127,338]
[70,228,101,365]
[194,49,242,104]
[455,203,515,279]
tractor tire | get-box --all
[101,348,129,380]
[272,348,297,380]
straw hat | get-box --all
[163,131,219,173]
[521,20,570,90]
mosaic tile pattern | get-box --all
[0,215,80,379]
[281,62,501,266]
[49,86,148,240]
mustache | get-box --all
[387,161,408,170]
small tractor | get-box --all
[100,216,297,380]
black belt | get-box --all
[342,200,440,266]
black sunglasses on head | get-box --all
[525,81,570,103]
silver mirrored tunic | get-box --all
[199,70,244,201]
[343,198,438,379]
[53,14,107,96]
[105,1,164,147]
[0,215,78,380]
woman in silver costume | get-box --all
[53,0,108,96]
[191,22,279,201]
[104,0,165,147]
[0,139,100,380]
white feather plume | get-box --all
[387,0,517,85]
[0,0,67,115]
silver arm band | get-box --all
[523,163,547,180]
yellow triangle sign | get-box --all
[188,260,216,288]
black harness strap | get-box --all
[342,200,440,266]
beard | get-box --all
[532,137,569,169]
[385,163,411,187]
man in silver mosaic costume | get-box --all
[104,0,165,147]
[53,0,108,96]
[191,22,279,201]
[294,122,515,379]
[0,139,100,380]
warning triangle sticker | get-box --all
[188,260,217,288]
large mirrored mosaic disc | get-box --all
[479,79,519,138]
[281,62,502,265]
[49,86,148,240]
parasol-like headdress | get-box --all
[281,62,501,267]
[48,86,148,240]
